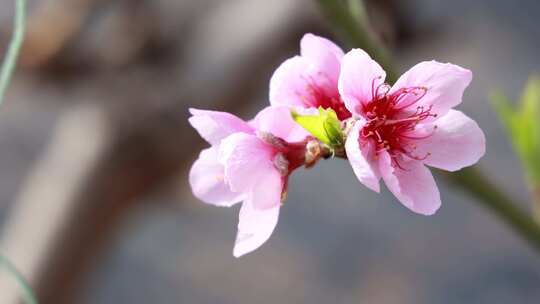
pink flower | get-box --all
[270,33,351,120]
[189,106,308,257]
[339,49,485,215]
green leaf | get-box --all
[521,76,540,118]
[491,75,540,184]
[520,76,540,182]
[291,107,344,147]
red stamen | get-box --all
[361,80,436,169]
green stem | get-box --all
[0,0,27,104]
[0,253,37,304]
[0,0,35,302]
[316,0,540,253]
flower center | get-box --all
[301,77,352,120]
[360,80,437,168]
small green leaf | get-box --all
[291,107,344,147]
[522,77,540,169]
[491,75,540,184]
[521,76,540,118]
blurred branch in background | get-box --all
[491,76,540,222]
[19,0,160,69]
[316,0,540,253]
[0,1,321,303]
[19,0,96,67]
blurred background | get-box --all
[0,0,539,303]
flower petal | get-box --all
[247,167,284,210]
[188,108,253,145]
[414,110,486,171]
[189,147,244,206]
[301,33,344,61]
[252,106,309,142]
[269,34,343,110]
[269,56,316,107]
[300,33,344,89]
[379,153,441,215]
[339,49,386,115]
[390,61,472,119]
[219,133,275,194]
[345,121,380,192]
[233,201,280,258]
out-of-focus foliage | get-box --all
[492,76,540,184]
[291,107,344,147]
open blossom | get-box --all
[189,106,309,257]
[270,33,350,120]
[189,32,487,257]
[339,49,486,215]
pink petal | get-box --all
[389,61,472,119]
[379,152,441,215]
[269,56,316,107]
[414,110,486,171]
[219,133,276,195]
[301,33,344,61]
[252,106,309,143]
[189,147,244,206]
[233,201,280,258]
[269,34,343,110]
[338,49,386,115]
[299,33,344,89]
[345,121,381,192]
[188,108,253,145]
[246,167,284,210]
